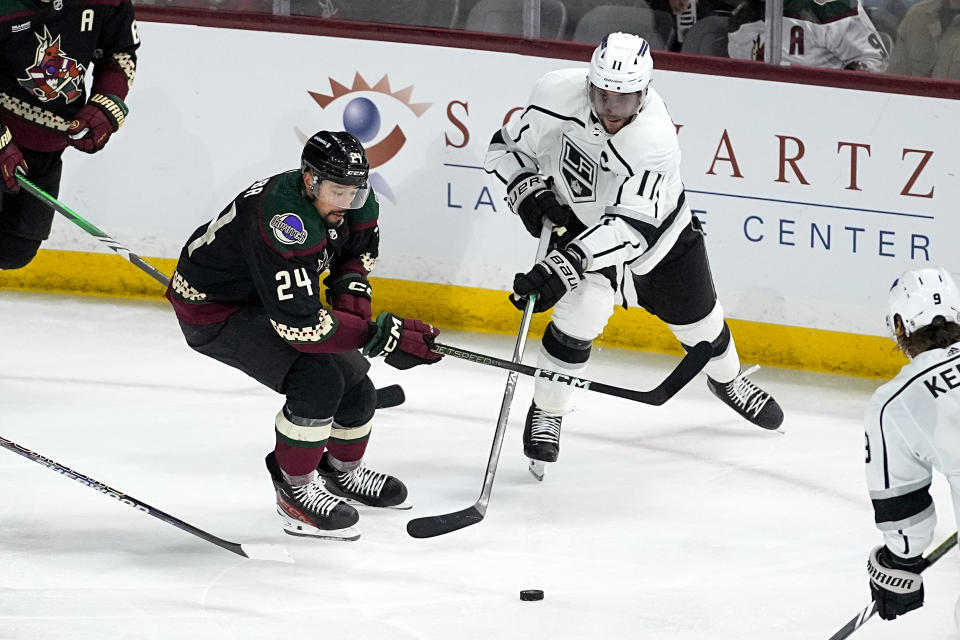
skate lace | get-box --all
[724,365,769,417]
[529,410,562,445]
[339,465,388,498]
[292,479,343,517]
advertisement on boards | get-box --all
[53,22,958,336]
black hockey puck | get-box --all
[520,589,544,601]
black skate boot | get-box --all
[707,366,784,430]
[317,453,411,509]
[523,402,563,481]
[265,452,360,540]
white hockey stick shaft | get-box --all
[406,222,553,538]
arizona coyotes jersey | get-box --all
[166,170,380,354]
[486,67,692,298]
[864,343,960,559]
[0,0,139,152]
[727,0,887,71]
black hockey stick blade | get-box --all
[431,340,712,406]
[406,504,485,539]
[375,384,405,409]
[826,531,957,640]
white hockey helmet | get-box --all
[886,267,960,339]
[588,32,654,95]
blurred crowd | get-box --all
[132,0,960,79]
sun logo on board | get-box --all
[306,73,431,204]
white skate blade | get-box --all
[278,513,361,541]
[528,459,546,482]
[240,543,295,563]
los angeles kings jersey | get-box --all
[727,0,887,71]
[0,0,139,152]
[166,170,380,354]
[485,67,692,302]
[865,343,960,559]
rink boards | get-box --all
[4,20,956,377]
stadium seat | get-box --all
[464,0,568,38]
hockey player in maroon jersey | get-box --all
[167,131,443,540]
[0,0,139,269]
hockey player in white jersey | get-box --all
[727,0,888,71]
[864,266,960,621]
[484,32,783,479]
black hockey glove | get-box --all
[67,94,128,154]
[325,272,372,321]
[867,545,925,621]
[507,172,572,238]
[511,245,586,313]
[363,311,443,370]
[0,125,27,193]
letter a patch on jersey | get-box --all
[560,136,597,204]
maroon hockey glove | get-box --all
[507,172,572,238]
[868,545,925,621]
[0,125,27,193]
[66,94,128,154]
[325,272,373,321]
[511,245,586,313]
[362,312,442,370]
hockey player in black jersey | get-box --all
[485,32,783,479]
[166,131,443,540]
[0,0,139,270]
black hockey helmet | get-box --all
[301,131,370,210]
[302,131,369,187]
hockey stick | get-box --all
[826,531,958,640]
[16,174,171,287]
[0,434,293,562]
[17,175,406,410]
[429,340,711,406]
[406,223,554,540]
[375,383,405,409]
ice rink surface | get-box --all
[1,292,958,640]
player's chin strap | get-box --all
[407,222,555,540]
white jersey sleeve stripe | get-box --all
[869,477,933,500]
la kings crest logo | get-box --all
[560,136,597,204]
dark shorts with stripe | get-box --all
[631,218,717,327]
[178,306,370,398]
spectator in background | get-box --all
[887,0,960,78]
[728,0,889,70]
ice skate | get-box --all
[523,403,563,481]
[317,453,411,509]
[265,452,361,540]
[707,366,784,431]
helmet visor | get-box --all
[589,84,643,121]
[314,179,370,210]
